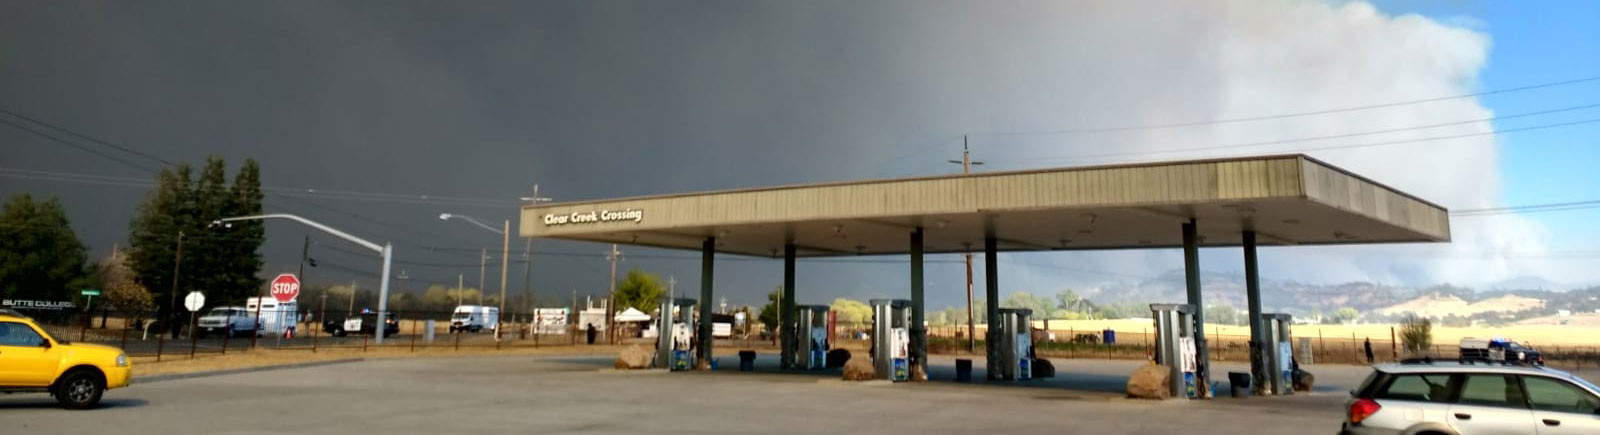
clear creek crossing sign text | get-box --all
[543,209,643,226]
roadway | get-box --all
[2,354,1367,434]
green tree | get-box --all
[1204,304,1240,325]
[830,298,872,324]
[1399,314,1432,356]
[98,249,154,319]
[1335,307,1360,324]
[127,158,265,324]
[613,268,665,313]
[221,159,264,297]
[758,287,781,330]
[1056,289,1088,314]
[1002,291,1057,318]
[0,194,89,300]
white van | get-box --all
[245,297,300,336]
[451,305,499,333]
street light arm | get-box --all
[213,212,394,344]
[215,213,384,253]
[441,213,506,235]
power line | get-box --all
[0,106,173,166]
[0,116,161,173]
[1451,199,1600,217]
[980,74,1600,136]
[1005,102,1600,164]
[0,167,516,208]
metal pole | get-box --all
[498,220,510,340]
[698,238,715,370]
[458,274,464,308]
[375,243,393,344]
[910,227,926,381]
[781,243,796,370]
[1244,230,1265,395]
[348,281,356,317]
[1183,219,1210,398]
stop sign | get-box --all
[270,274,301,302]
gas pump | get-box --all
[1150,304,1198,399]
[796,305,830,370]
[655,297,698,371]
[1259,313,1294,395]
[996,308,1034,381]
[869,299,911,381]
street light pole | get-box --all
[947,135,984,353]
[213,213,395,344]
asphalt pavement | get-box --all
[1,354,1366,435]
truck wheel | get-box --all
[55,369,105,410]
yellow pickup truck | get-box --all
[0,313,131,409]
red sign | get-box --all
[270,274,301,303]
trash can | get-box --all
[1102,329,1116,345]
[738,350,757,372]
[955,359,973,382]
[1228,372,1252,398]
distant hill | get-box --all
[1375,293,1544,318]
[1073,270,1600,324]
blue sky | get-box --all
[1479,2,1600,252]
[1381,0,1600,252]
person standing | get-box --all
[1363,338,1374,364]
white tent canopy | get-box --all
[614,307,651,322]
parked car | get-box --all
[1342,360,1600,435]
[325,312,398,337]
[196,306,257,338]
[1461,337,1545,366]
[0,312,132,409]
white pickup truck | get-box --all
[196,307,257,338]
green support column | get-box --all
[781,243,797,370]
[1244,230,1266,394]
[698,237,715,371]
[1183,219,1211,398]
[909,227,926,381]
[984,236,1000,380]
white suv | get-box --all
[1343,360,1600,435]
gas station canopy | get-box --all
[519,154,1449,256]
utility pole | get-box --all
[478,248,487,305]
[169,231,184,339]
[497,220,509,340]
[457,274,465,307]
[947,135,983,353]
[347,280,356,316]
[606,244,622,343]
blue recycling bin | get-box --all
[1102,329,1116,344]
